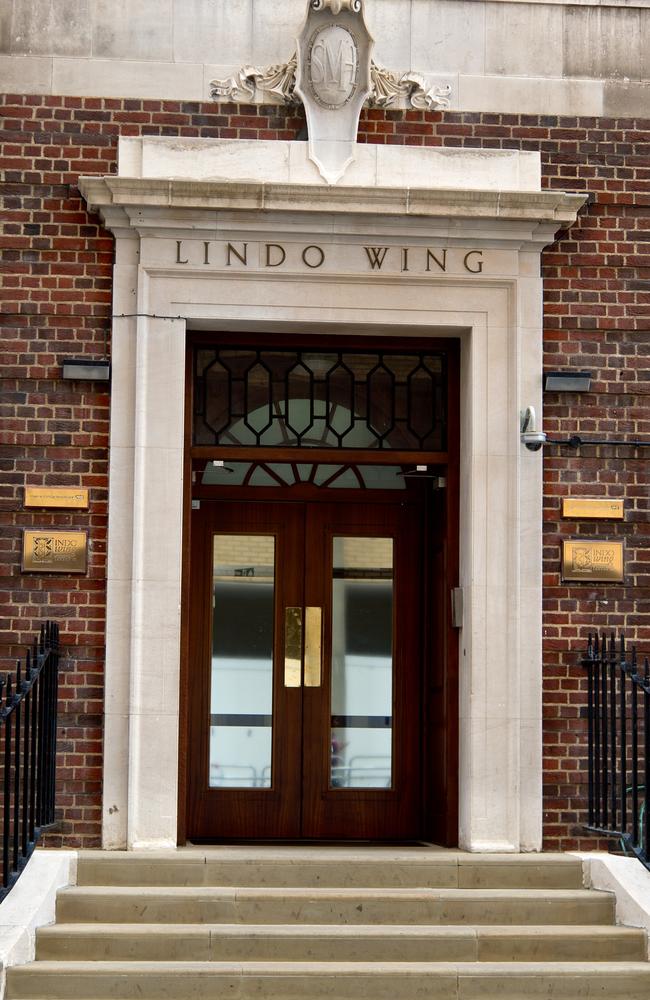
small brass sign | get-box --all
[562,498,624,520]
[22,530,88,574]
[24,486,89,510]
[562,540,624,582]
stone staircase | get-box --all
[7,847,650,999]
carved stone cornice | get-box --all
[79,174,587,231]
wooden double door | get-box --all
[187,492,425,841]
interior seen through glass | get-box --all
[209,531,395,792]
[202,461,408,490]
[331,536,394,789]
[210,534,274,788]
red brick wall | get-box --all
[1,94,648,848]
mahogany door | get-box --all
[186,496,423,840]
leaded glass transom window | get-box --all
[193,347,447,450]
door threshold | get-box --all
[186,839,444,847]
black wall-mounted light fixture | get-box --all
[543,370,592,392]
[61,358,111,381]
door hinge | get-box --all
[191,499,201,510]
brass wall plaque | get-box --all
[562,540,624,582]
[21,530,88,573]
[24,486,89,509]
[562,498,624,520]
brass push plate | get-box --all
[22,529,88,573]
[284,607,302,687]
[562,498,624,520]
[304,606,322,688]
[24,486,89,509]
[562,540,623,582]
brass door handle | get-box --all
[284,607,302,687]
[284,606,322,687]
[304,606,322,688]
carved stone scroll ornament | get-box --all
[210,55,299,104]
[369,62,451,111]
[310,0,362,11]
[210,58,451,112]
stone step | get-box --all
[7,961,650,1000]
[35,922,647,963]
[56,885,615,926]
[75,849,584,890]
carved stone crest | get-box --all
[294,0,373,184]
[209,0,452,184]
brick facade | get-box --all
[1,94,648,848]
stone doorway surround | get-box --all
[79,137,585,852]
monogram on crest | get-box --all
[307,23,359,109]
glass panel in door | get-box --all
[330,537,394,789]
[210,534,275,788]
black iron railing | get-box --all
[0,622,60,900]
[583,633,650,870]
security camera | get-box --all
[520,406,547,452]
[521,429,547,451]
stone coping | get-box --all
[0,850,76,998]
[573,853,650,959]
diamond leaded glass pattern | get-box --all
[193,347,447,451]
